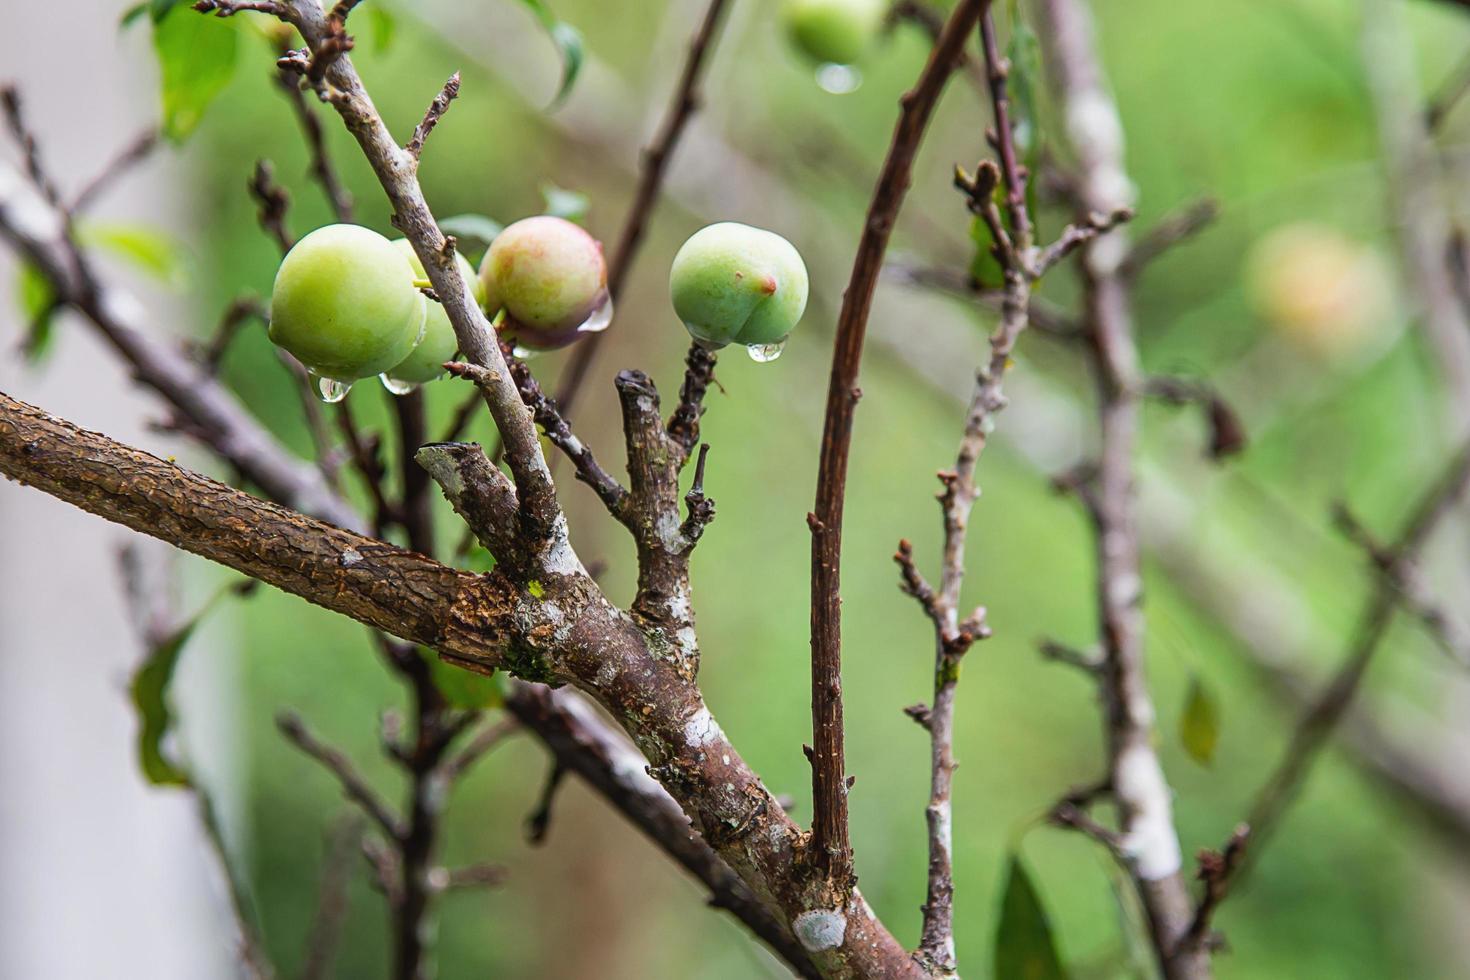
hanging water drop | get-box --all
[816,63,862,95]
[576,293,614,335]
[316,375,352,403]
[379,373,419,396]
[747,339,787,363]
[512,344,543,360]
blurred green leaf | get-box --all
[16,261,57,363]
[151,0,184,22]
[129,618,201,787]
[365,5,397,53]
[121,3,151,28]
[995,855,1069,980]
[441,213,505,250]
[154,7,239,142]
[540,183,589,224]
[79,222,190,288]
[515,0,585,107]
[1006,16,1042,224]
[463,542,498,573]
[425,650,503,709]
[1180,675,1221,766]
[969,214,1005,290]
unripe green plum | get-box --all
[782,0,885,66]
[269,224,426,382]
[478,215,610,351]
[383,240,483,388]
[669,222,808,355]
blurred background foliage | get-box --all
[78,0,1470,976]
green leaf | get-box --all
[78,222,189,288]
[440,213,505,249]
[151,0,184,22]
[540,183,589,224]
[425,650,503,709]
[969,214,1005,290]
[121,2,151,28]
[995,855,1070,980]
[154,7,239,142]
[1180,675,1221,766]
[463,542,498,573]
[16,261,58,363]
[1006,15,1043,231]
[129,618,201,787]
[516,0,585,107]
[365,5,397,53]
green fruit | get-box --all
[478,215,609,351]
[783,0,885,66]
[269,224,426,381]
[669,222,809,350]
[384,240,482,386]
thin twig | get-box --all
[405,73,460,161]
[1120,198,1219,279]
[448,357,629,518]
[70,128,160,213]
[553,0,734,417]
[808,0,988,896]
[277,711,403,839]
[248,160,294,253]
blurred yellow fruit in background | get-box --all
[1246,223,1391,357]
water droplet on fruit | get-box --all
[747,340,787,363]
[380,373,419,396]
[816,64,862,95]
[511,344,542,360]
[316,375,352,403]
[576,293,614,335]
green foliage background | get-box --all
[132,0,1470,976]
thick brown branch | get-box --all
[808,0,989,896]
[0,391,504,661]
[0,158,356,529]
[503,683,820,978]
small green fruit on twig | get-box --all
[382,239,483,391]
[782,0,885,67]
[269,224,427,389]
[669,222,808,361]
[477,215,611,352]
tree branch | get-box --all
[1036,2,1202,977]
[0,156,358,530]
[808,0,989,897]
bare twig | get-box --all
[666,342,719,455]
[194,0,291,17]
[1231,441,1470,890]
[70,128,159,213]
[525,761,568,845]
[405,73,460,161]
[273,69,354,223]
[553,0,734,416]
[0,155,357,528]
[277,711,403,839]
[449,355,629,519]
[1179,825,1250,957]
[1036,2,1202,977]
[248,159,294,253]
[439,715,519,784]
[1120,198,1219,280]
[808,0,989,898]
